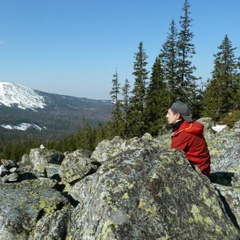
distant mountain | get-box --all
[0,82,112,143]
[0,82,46,110]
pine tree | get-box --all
[202,35,239,121]
[145,55,170,136]
[177,0,200,118]
[126,41,149,137]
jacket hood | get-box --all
[173,121,204,136]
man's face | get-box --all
[166,109,179,125]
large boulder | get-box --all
[29,148,65,173]
[59,149,100,192]
[67,145,239,239]
[205,126,240,228]
[91,133,162,163]
[18,148,65,179]
[0,179,69,239]
[28,208,71,240]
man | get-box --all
[166,101,211,176]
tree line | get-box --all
[108,0,240,138]
[1,0,240,161]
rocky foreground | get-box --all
[0,118,240,240]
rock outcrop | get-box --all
[0,121,239,239]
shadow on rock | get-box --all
[209,172,234,186]
[215,187,240,230]
[209,171,240,230]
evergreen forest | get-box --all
[1,0,240,161]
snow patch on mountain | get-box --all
[1,123,46,131]
[0,82,46,110]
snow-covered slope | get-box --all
[1,123,45,131]
[0,81,111,138]
[0,82,46,110]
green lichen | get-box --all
[39,200,46,209]
[111,206,118,211]
[107,196,112,204]
[122,192,129,199]
[138,198,146,208]
[34,164,45,172]
[39,199,58,212]
[203,216,213,224]
[90,185,95,193]
[190,204,202,222]
[188,217,194,223]
[146,203,158,215]
[204,198,212,207]
[157,234,171,240]
[96,219,115,240]
[165,186,172,195]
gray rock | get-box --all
[67,146,239,239]
[29,148,65,169]
[0,159,19,183]
[206,131,240,173]
[1,172,19,183]
[91,133,163,163]
[233,120,240,132]
[1,159,19,169]
[0,179,69,239]
[205,128,240,227]
[0,165,8,177]
[18,148,65,178]
[28,208,71,240]
[59,150,100,192]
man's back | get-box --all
[171,120,211,176]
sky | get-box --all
[0,0,239,100]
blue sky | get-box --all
[0,0,239,100]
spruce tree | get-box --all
[122,78,130,116]
[177,0,200,118]
[75,116,94,151]
[110,69,120,104]
[121,79,131,138]
[160,19,179,103]
[93,122,107,147]
[201,35,239,121]
[108,70,123,138]
[145,55,170,136]
[126,41,149,137]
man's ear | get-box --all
[176,113,182,120]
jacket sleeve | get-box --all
[171,132,190,151]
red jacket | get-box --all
[171,121,211,176]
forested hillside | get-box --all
[0,91,112,160]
